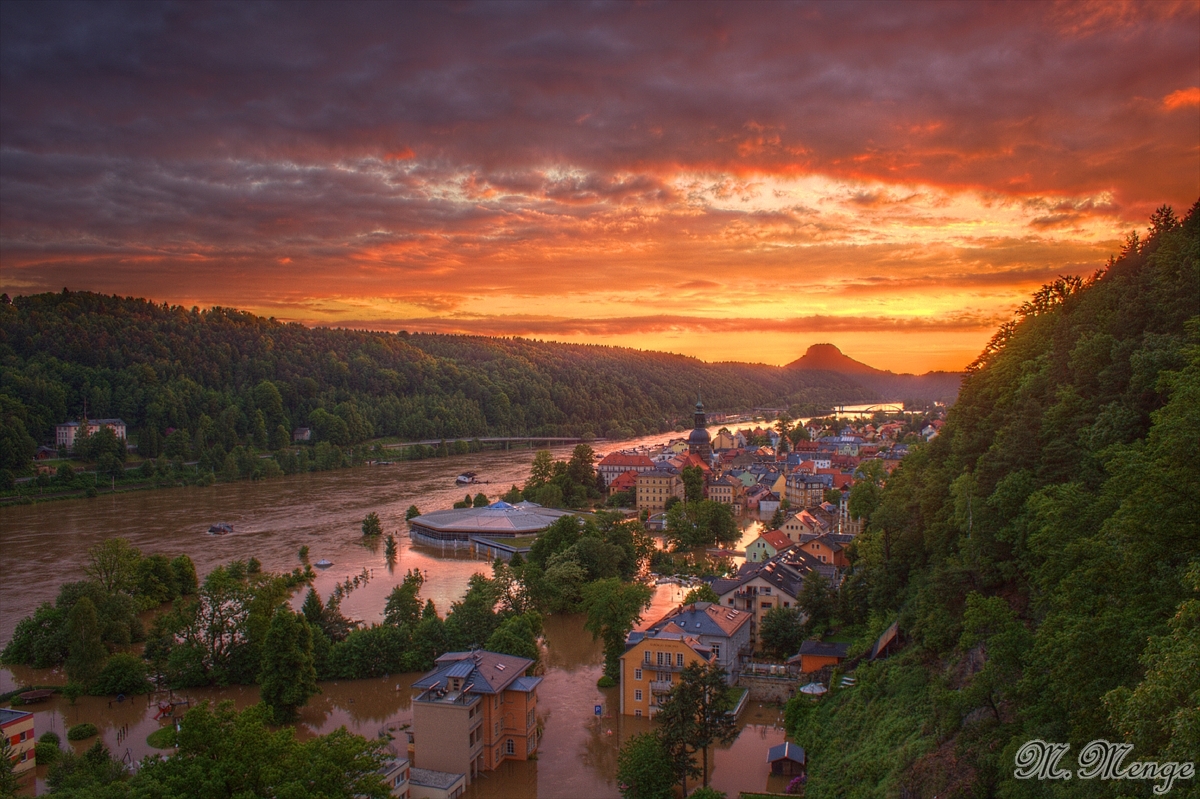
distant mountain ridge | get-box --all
[786,343,962,403]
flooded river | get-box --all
[0,422,833,797]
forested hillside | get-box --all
[790,203,1200,798]
[0,292,868,471]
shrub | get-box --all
[39,731,61,746]
[35,740,60,764]
[597,675,617,688]
[67,723,98,741]
[91,652,153,695]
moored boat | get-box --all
[208,523,233,534]
[314,559,333,569]
[455,472,477,485]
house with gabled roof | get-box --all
[606,469,639,497]
[711,558,808,650]
[745,529,795,563]
[638,601,753,683]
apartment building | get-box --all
[1,708,35,777]
[619,629,714,717]
[410,650,541,786]
[636,468,684,513]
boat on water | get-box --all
[208,523,234,535]
[314,559,333,569]
[455,472,478,485]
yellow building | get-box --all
[780,509,826,543]
[636,468,684,513]
[707,474,742,506]
[619,629,714,717]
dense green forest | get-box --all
[787,204,1199,798]
[0,291,871,476]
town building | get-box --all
[606,469,640,497]
[378,754,412,798]
[788,640,850,674]
[780,509,828,543]
[711,559,809,650]
[408,768,466,799]
[798,534,850,568]
[636,468,684,512]
[596,452,657,487]
[1,708,35,777]
[55,418,127,451]
[636,601,752,684]
[745,529,794,563]
[619,629,714,717]
[410,650,541,786]
[784,472,832,509]
[707,474,743,507]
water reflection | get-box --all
[2,421,823,797]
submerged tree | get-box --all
[259,608,319,724]
[581,578,653,683]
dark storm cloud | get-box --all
[0,0,1196,370]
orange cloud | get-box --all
[1163,87,1200,110]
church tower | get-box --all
[687,395,712,462]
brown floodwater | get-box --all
[1,429,799,798]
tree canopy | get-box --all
[786,201,1200,797]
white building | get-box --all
[55,418,127,451]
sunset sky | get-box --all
[1,2,1197,373]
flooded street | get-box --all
[5,610,791,798]
[0,420,831,796]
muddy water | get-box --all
[1,426,802,797]
[9,610,792,799]
[0,423,771,648]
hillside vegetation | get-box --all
[0,293,878,475]
[789,202,1200,798]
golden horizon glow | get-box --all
[1,3,1197,372]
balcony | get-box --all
[650,680,674,694]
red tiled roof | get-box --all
[599,453,656,468]
[762,530,793,551]
[610,470,639,490]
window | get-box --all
[711,644,721,659]
[761,601,772,609]
[676,653,684,667]
[644,650,651,664]
[635,689,643,701]
[506,739,515,755]
[635,709,643,717]
[763,587,771,594]
[657,651,666,666]
[783,602,790,608]
[634,668,642,680]
[495,721,500,736]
